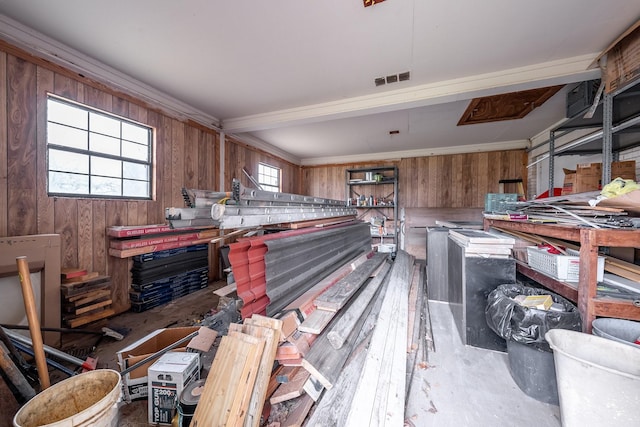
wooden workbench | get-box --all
[484,219,640,333]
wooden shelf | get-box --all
[485,218,640,333]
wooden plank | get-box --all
[314,252,387,312]
[244,314,283,341]
[92,200,107,275]
[171,119,185,208]
[228,321,279,427]
[55,197,78,268]
[283,251,370,318]
[345,251,413,427]
[266,365,284,399]
[305,341,367,427]
[278,311,301,341]
[65,308,115,328]
[59,276,110,297]
[269,366,310,404]
[406,264,419,353]
[7,55,37,237]
[276,366,300,384]
[298,309,335,334]
[60,268,88,280]
[281,394,315,427]
[327,260,391,349]
[65,289,111,304]
[213,282,237,297]
[35,65,55,235]
[108,236,215,258]
[301,277,386,390]
[191,333,264,427]
[77,200,94,272]
[66,299,112,316]
[62,271,99,284]
[0,52,7,237]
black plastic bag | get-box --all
[485,283,582,351]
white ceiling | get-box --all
[0,1,638,165]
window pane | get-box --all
[47,96,152,199]
[49,171,89,194]
[49,149,89,174]
[90,112,121,137]
[123,179,149,197]
[91,176,121,196]
[91,157,122,178]
[122,122,149,145]
[89,133,121,156]
[47,99,87,129]
[123,162,149,180]
[48,123,88,150]
[122,141,149,161]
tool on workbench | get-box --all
[16,256,50,389]
[4,327,98,372]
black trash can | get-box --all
[486,284,582,405]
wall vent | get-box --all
[374,70,410,87]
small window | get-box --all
[46,96,153,199]
[258,163,281,192]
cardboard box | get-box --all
[148,352,200,425]
[117,326,200,401]
[562,161,636,195]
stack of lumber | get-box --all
[190,314,281,426]
[60,268,114,328]
[186,250,426,426]
[107,223,219,258]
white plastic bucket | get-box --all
[546,329,640,427]
[13,369,121,427]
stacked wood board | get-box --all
[190,249,424,426]
[107,224,214,312]
[60,268,114,328]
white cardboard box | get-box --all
[148,352,200,425]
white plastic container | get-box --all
[527,247,604,282]
[546,329,640,427]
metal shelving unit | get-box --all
[345,166,399,248]
[542,79,640,195]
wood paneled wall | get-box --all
[0,45,223,313]
[302,150,527,208]
[225,136,302,194]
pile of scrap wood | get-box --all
[60,268,114,328]
[190,249,428,426]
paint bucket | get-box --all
[546,329,640,426]
[13,369,121,427]
[177,378,206,427]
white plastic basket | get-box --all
[526,247,604,282]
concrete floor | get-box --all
[405,300,561,426]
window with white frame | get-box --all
[46,96,152,198]
[258,163,281,192]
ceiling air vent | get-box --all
[374,71,410,87]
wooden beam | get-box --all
[326,260,391,349]
[314,252,388,312]
[345,251,413,426]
